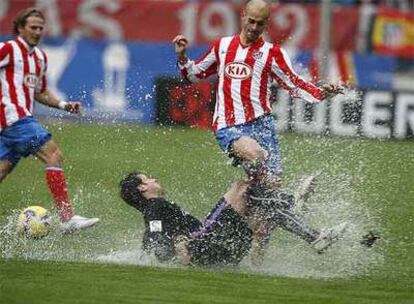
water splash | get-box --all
[0,174,383,279]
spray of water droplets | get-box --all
[1,171,384,278]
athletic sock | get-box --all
[45,166,74,222]
[248,184,294,210]
[248,185,319,243]
[271,208,319,243]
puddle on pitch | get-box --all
[0,174,384,279]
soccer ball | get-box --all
[17,206,52,238]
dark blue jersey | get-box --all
[132,197,252,266]
[134,197,202,262]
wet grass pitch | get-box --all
[1,120,412,303]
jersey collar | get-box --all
[238,34,265,49]
[16,36,36,54]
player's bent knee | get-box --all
[250,146,266,161]
[232,137,265,162]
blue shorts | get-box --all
[0,116,51,166]
[215,114,282,176]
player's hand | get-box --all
[65,102,82,114]
[172,34,188,57]
[322,84,344,99]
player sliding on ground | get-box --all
[173,0,344,263]
[119,172,347,267]
[0,8,99,233]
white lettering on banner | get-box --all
[330,94,359,137]
[36,0,62,37]
[394,94,414,138]
[362,91,392,138]
[293,98,326,134]
[273,89,413,139]
[272,4,308,49]
[71,0,122,39]
[200,3,237,41]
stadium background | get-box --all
[1,0,413,137]
[0,1,413,303]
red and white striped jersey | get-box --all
[178,35,324,132]
[0,37,48,131]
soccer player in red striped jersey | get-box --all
[0,8,99,233]
[173,0,344,264]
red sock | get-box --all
[45,167,74,222]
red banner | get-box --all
[372,7,414,58]
[0,1,359,50]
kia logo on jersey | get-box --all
[24,73,38,88]
[224,62,252,80]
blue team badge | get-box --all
[253,51,263,60]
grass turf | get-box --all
[0,260,411,304]
[0,120,413,303]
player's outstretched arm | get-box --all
[173,34,219,83]
[35,90,82,114]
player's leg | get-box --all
[35,139,74,222]
[2,117,95,230]
[293,173,320,212]
[182,189,253,267]
[221,179,311,266]
[248,188,317,242]
[224,180,318,266]
[0,128,22,182]
[245,121,343,250]
[215,122,280,209]
[188,210,253,267]
[223,179,250,214]
[245,116,319,242]
[269,205,319,243]
[0,118,72,221]
[215,123,273,184]
[231,136,273,179]
[224,135,277,266]
[223,179,275,266]
[249,191,347,252]
[231,136,265,163]
[249,114,282,187]
[36,139,99,232]
[235,116,283,264]
[221,115,283,192]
